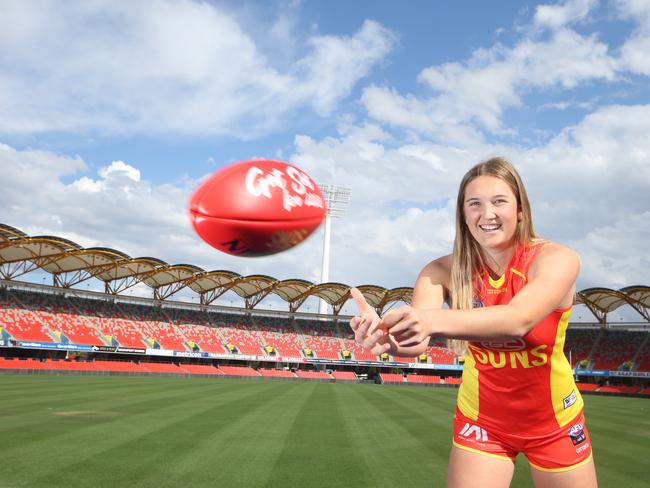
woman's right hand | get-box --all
[349,288,392,355]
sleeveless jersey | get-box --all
[456,242,584,436]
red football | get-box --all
[189,159,327,257]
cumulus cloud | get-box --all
[1,98,648,303]
[0,1,395,136]
[616,0,650,75]
[362,24,616,140]
[569,211,650,289]
[1,0,648,313]
[287,100,650,291]
[0,143,336,289]
[533,0,598,29]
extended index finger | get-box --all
[350,287,373,314]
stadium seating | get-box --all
[0,357,47,369]
[379,373,404,383]
[218,323,265,356]
[0,294,56,342]
[427,345,456,365]
[331,371,356,381]
[177,323,227,353]
[406,374,441,384]
[141,362,183,373]
[589,330,646,370]
[1,286,648,397]
[179,364,224,375]
[443,377,462,385]
[575,382,600,392]
[597,385,641,394]
[258,368,297,378]
[295,370,331,379]
[94,360,144,373]
[256,320,305,358]
[218,365,260,376]
[564,328,599,367]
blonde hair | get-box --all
[447,157,537,355]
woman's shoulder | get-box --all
[529,240,580,271]
[418,254,453,282]
[532,239,579,258]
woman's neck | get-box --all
[482,246,516,278]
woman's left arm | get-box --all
[387,244,580,345]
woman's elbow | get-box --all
[509,311,537,338]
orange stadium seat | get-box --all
[379,373,404,383]
[406,374,441,384]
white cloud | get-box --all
[288,101,650,290]
[296,20,397,116]
[570,211,650,288]
[0,1,395,136]
[617,0,650,75]
[533,0,598,29]
[2,94,649,299]
[362,21,616,140]
[0,142,337,290]
[1,0,648,306]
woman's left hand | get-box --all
[382,306,434,347]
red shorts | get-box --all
[452,408,593,472]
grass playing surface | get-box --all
[0,374,647,487]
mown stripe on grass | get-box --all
[0,376,239,449]
[0,375,218,429]
[262,382,378,488]
[154,380,316,488]
[0,378,282,487]
[334,383,449,487]
[27,379,311,488]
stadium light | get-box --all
[317,184,351,315]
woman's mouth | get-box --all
[479,224,501,232]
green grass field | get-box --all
[0,374,647,487]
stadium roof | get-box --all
[0,222,648,321]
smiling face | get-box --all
[463,175,520,253]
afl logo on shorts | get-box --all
[472,297,484,308]
[478,339,527,351]
[568,423,587,446]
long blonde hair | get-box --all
[447,157,537,355]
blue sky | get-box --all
[0,0,649,320]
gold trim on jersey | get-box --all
[487,273,506,289]
[457,350,479,421]
[529,453,593,473]
[452,441,515,462]
[510,267,527,281]
[550,308,584,427]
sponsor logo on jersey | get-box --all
[568,423,587,446]
[459,422,489,442]
[563,390,577,409]
[486,287,508,295]
[478,339,527,352]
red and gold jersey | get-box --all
[457,242,583,436]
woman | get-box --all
[350,157,597,488]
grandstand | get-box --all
[0,222,649,395]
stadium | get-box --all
[1,221,649,487]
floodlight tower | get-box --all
[318,184,351,315]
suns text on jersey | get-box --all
[469,344,548,369]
